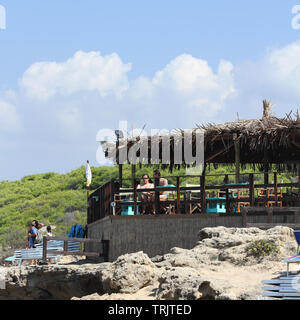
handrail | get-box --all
[87,172,300,222]
[117,183,298,194]
[42,236,109,262]
[112,171,294,181]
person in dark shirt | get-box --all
[27,222,38,249]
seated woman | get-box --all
[137,173,154,199]
[137,174,155,214]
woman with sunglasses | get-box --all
[137,174,155,214]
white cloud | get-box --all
[130,54,235,116]
[232,41,300,118]
[20,51,132,101]
[56,106,84,138]
[0,100,22,133]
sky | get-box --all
[1,0,300,181]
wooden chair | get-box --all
[267,201,282,207]
[267,188,283,207]
[257,188,271,207]
[236,189,250,213]
[257,188,283,207]
[157,185,177,215]
[165,188,176,215]
[185,184,201,214]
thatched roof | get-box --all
[102,103,300,172]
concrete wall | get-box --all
[87,214,243,262]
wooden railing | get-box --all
[241,207,300,228]
[87,172,300,223]
[87,181,114,224]
[42,236,109,262]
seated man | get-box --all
[153,170,169,201]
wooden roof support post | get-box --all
[264,171,269,187]
[200,172,206,214]
[249,173,255,207]
[298,165,300,203]
[119,164,123,188]
[110,180,115,216]
[225,186,230,214]
[263,149,269,187]
[131,164,136,189]
[154,177,160,215]
[116,136,123,188]
[42,236,48,263]
[274,172,278,206]
[233,133,240,184]
[177,176,181,214]
[133,181,137,215]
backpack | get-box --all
[68,224,86,238]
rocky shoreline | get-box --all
[0,226,298,300]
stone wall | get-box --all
[87,215,243,262]
[87,209,300,262]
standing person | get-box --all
[27,222,38,249]
[33,220,44,245]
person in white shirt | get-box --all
[46,225,54,237]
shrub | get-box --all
[247,240,280,258]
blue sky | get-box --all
[0,1,300,180]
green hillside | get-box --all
[0,164,295,260]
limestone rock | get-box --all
[0,263,110,300]
[100,251,160,294]
[0,226,297,300]
[156,267,233,300]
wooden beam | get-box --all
[225,186,230,214]
[119,164,123,188]
[177,176,181,214]
[64,241,68,252]
[42,237,48,262]
[134,182,137,215]
[110,180,114,216]
[206,143,234,162]
[274,172,278,206]
[131,165,136,188]
[249,174,255,206]
[200,174,206,214]
[291,140,300,149]
[154,178,160,215]
[234,134,240,184]
[46,236,103,243]
[264,172,269,187]
[47,251,101,257]
[298,166,300,202]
